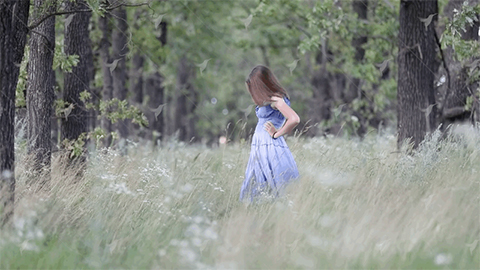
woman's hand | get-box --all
[264,121,277,138]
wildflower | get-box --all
[434,253,452,265]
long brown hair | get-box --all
[245,65,289,106]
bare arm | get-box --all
[264,96,300,139]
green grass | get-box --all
[1,126,479,269]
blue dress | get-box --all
[240,97,300,201]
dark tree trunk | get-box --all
[174,56,197,142]
[148,21,168,142]
[346,0,368,104]
[349,0,371,136]
[158,21,167,46]
[441,0,480,125]
[130,53,144,105]
[308,39,333,136]
[99,13,113,147]
[129,10,144,107]
[27,0,56,177]
[0,0,29,224]
[85,23,96,135]
[397,0,438,148]
[127,11,145,141]
[145,72,164,142]
[129,51,144,140]
[61,0,92,151]
[111,7,129,139]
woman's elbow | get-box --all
[292,116,300,125]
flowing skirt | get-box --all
[240,124,299,201]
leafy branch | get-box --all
[28,1,152,31]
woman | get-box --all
[240,65,300,201]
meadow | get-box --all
[1,125,479,269]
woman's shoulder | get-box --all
[271,95,290,102]
[270,95,291,109]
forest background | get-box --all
[4,0,480,154]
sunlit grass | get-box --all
[1,125,479,269]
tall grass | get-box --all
[1,125,479,269]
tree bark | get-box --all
[348,0,370,136]
[99,13,113,147]
[397,0,438,148]
[0,0,29,224]
[129,30,144,140]
[145,72,164,142]
[129,10,144,107]
[346,0,368,103]
[149,21,168,142]
[111,7,129,139]
[27,0,56,178]
[85,21,96,135]
[174,56,197,142]
[61,0,92,151]
[130,53,144,105]
[308,39,333,136]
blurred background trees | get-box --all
[13,0,480,148]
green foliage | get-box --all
[54,92,148,157]
[62,128,112,158]
[465,95,474,111]
[53,40,80,73]
[62,132,87,158]
[97,98,148,127]
[440,1,480,104]
[79,90,92,103]
[53,99,68,119]
[250,0,399,134]
[15,0,480,141]
[16,39,80,108]
[441,2,480,61]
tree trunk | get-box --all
[174,56,197,142]
[0,0,29,224]
[27,0,56,178]
[127,10,145,140]
[61,0,92,153]
[346,0,368,104]
[309,39,333,136]
[129,10,144,107]
[85,23,96,136]
[130,53,144,105]
[397,0,438,148]
[99,13,113,147]
[111,7,129,139]
[150,21,168,142]
[129,50,144,140]
[349,0,371,136]
[145,72,164,142]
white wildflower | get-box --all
[179,247,197,262]
[107,182,133,195]
[181,183,194,193]
[191,237,202,247]
[434,253,452,265]
[204,227,218,240]
[318,214,335,228]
